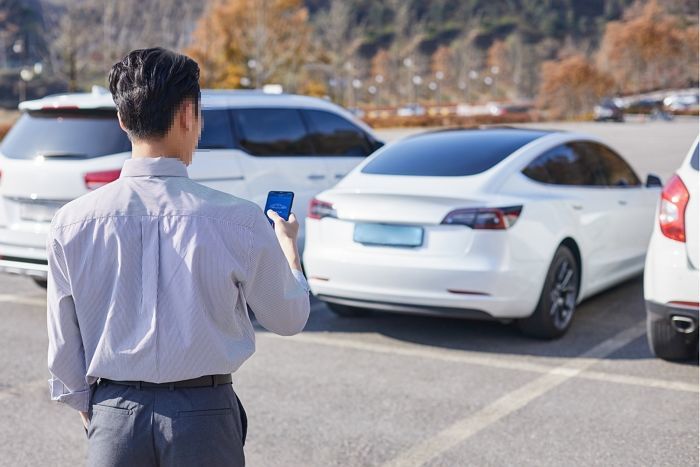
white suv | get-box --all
[644,138,699,360]
[0,88,382,286]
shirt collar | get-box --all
[120,157,189,178]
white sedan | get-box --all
[303,128,662,338]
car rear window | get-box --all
[0,109,130,160]
[361,129,547,176]
[691,143,698,171]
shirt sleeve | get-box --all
[242,211,310,336]
[46,234,90,412]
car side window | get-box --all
[198,109,236,149]
[231,108,314,156]
[522,143,606,186]
[584,142,641,187]
[302,109,373,157]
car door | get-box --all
[188,108,248,198]
[523,143,618,293]
[229,107,328,239]
[587,141,657,273]
[300,108,379,186]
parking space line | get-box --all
[0,294,46,307]
[575,369,698,393]
[264,329,697,394]
[380,322,647,467]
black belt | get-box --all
[98,374,232,389]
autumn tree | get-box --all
[597,0,695,93]
[538,54,614,119]
[186,0,312,91]
[313,0,365,103]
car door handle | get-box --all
[618,199,628,206]
[571,204,583,210]
[307,174,326,180]
[334,173,346,179]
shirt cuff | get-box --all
[48,378,90,412]
[291,269,310,293]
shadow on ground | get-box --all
[257,275,698,365]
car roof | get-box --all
[18,88,347,113]
[402,127,555,144]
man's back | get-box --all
[48,157,309,406]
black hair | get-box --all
[108,47,200,139]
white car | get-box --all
[303,128,662,338]
[644,138,699,360]
[0,88,382,285]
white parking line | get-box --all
[265,330,697,394]
[380,322,648,467]
[0,294,46,307]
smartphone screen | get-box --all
[264,191,294,225]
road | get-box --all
[0,120,697,466]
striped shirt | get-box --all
[47,157,310,412]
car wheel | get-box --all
[33,278,48,289]
[647,314,698,361]
[327,302,370,317]
[518,246,579,339]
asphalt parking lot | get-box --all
[0,119,697,466]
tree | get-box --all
[186,0,312,91]
[538,54,614,119]
[46,0,204,90]
[597,0,694,93]
[313,0,365,103]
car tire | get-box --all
[327,302,370,317]
[33,278,48,289]
[647,314,697,361]
[518,246,579,339]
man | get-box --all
[46,47,310,466]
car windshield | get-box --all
[0,109,130,160]
[361,129,548,176]
[691,143,699,171]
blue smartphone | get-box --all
[264,191,294,226]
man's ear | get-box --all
[179,99,196,132]
[117,111,128,132]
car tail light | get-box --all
[659,175,689,242]
[308,198,337,220]
[84,169,121,190]
[441,205,522,229]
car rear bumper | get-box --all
[646,300,698,336]
[318,294,498,320]
[305,249,544,319]
[0,237,49,279]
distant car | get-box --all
[304,128,662,338]
[644,138,699,360]
[663,94,699,112]
[594,99,624,122]
[0,88,382,286]
[624,98,664,114]
[487,102,533,117]
[396,104,426,117]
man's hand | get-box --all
[266,210,302,271]
[79,411,89,430]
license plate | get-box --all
[19,202,62,222]
[353,223,424,248]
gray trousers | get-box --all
[86,379,246,467]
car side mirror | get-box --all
[646,174,663,188]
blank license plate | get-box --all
[353,223,424,248]
[19,202,61,222]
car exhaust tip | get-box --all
[671,315,696,334]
